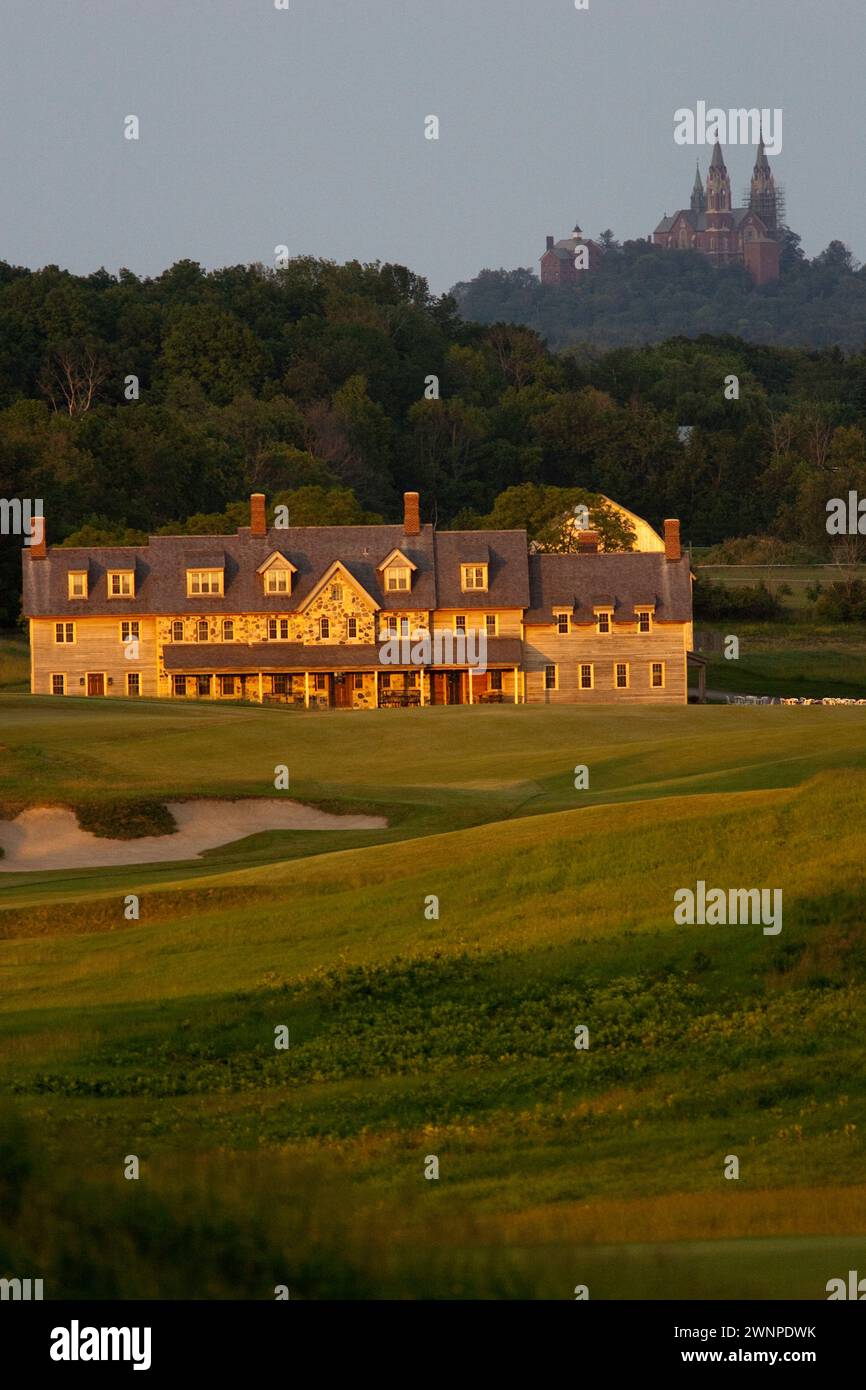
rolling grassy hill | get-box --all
[1,695,865,1298]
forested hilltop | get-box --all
[2,254,866,623]
[452,235,866,350]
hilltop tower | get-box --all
[748,130,778,232]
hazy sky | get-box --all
[1,0,862,293]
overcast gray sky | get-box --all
[1,0,862,293]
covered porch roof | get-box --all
[163,638,524,673]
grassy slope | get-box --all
[1,696,865,1297]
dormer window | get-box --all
[257,551,296,597]
[386,566,409,592]
[108,570,135,598]
[636,609,653,633]
[187,569,223,596]
[67,571,88,599]
[378,548,416,594]
[461,564,488,592]
[553,609,571,634]
[595,609,612,634]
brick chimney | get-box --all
[29,513,46,559]
[664,518,681,561]
[250,493,267,538]
[546,235,554,250]
[403,491,420,536]
[577,529,600,554]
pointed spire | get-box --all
[754,124,770,174]
[690,161,705,214]
[710,139,725,170]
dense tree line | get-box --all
[2,254,866,624]
[452,234,866,350]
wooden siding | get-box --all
[30,616,159,697]
[432,607,523,637]
[523,620,689,705]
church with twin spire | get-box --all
[652,136,781,284]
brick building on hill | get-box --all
[653,136,780,284]
[542,137,781,288]
[22,492,695,707]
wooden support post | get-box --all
[514,665,519,703]
[420,670,426,706]
[304,671,310,708]
[468,669,473,705]
[258,672,263,704]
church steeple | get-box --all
[749,125,777,231]
[690,161,705,214]
[705,140,732,223]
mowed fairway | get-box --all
[1,694,866,1299]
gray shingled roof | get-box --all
[525,552,692,623]
[162,636,524,672]
[433,531,530,610]
[23,523,441,617]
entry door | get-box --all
[447,672,462,705]
[87,673,105,696]
[333,674,352,708]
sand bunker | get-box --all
[0,800,387,872]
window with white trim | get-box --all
[222,619,234,641]
[108,570,134,597]
[196,620,209,641]
[544,664,557,691]
[186,569,223,596]
[268,618,290,640]
[171,620,184,642]
[120,621,140,644]
[579,663,594,690]
[265,569,290,595]
[650,661,665,688]
[596,611,611,634]
[461,564,488,592]
[485,614,498,637]
[347,617,358,639]
[385,566,410,592]
[319,617,330,639]
[637,610,652,633]
[555,612,569,634]
[127,672,141,696]
[51,673,65,696]
[67,572,87,599]
[54,622,75,644]
[614,662,629,689]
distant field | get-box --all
[691,621,866,698]
[1,697,865,1298]
[695,563,866,612]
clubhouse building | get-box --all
[22,492,695,707]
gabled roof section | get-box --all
[377,547,417,572]
[256,550,298,575]
[295,559,380,613]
